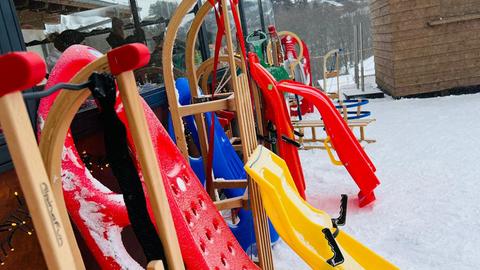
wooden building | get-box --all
[370,0,480,97]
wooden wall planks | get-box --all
[370,0,480,96]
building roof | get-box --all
[15,0,131,29]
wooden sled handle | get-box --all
[147,260,166,270]
[0,52,84,269]
[39,44,184,270]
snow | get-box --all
[77,192,143,270]
[62,170,78,191]
[62,146,83,169]
[318,0,344,6]
[273,57,480,269]
[318,56,376,94]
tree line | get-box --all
[272,0,373,83]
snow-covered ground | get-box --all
[272,57,480,269]
[318,56,377,95]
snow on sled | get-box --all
[38,45,259,270]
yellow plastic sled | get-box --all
[244,146,398,270]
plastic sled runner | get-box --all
[249,53,379,207]
[245,146,398,270]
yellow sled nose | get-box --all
[244,146,398,270]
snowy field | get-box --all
[272,58,480,269]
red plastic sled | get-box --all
[37,45,258,269]
[249,53,379,207]
[254,60,307,199]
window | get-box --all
[12,0,208,118]
[242,0,276,33]
[0,0,207,173]
[261,0,275,28]
[1,0,275,173]
[16,0,203,85]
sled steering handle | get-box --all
[107,43,185,270]
[107,43,150,75]
[246,30,268,44]
[0,52,85,269]
[0,52,46,97]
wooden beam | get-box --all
[184,2,217,190]
[214,196,247,211]
[192,92,233,101]
[39,55,184,270]
[184,2,243,187]
[186,1,213,93]
[177,96,236,117]
[162,0,195,160]
[116,70,184,270]
[220,0,273,266]
[38,58,112,270]
[293,118,376,128]
[428,13,480,26]
[147,261,165,270]
[0,92,83,269]
[213,179,248,189]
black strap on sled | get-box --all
[88,73,167,265]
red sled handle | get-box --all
[0,52,46,97]
[107,43,151,75]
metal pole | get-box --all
[129,0,145,44]
[323,54,327,91]
[360,22,365,92]
[238,0,250,47]
[336,52,341,101]
[257,0,267,32]
[354,24,359,89]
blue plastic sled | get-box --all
[335,99,372,120]
[167,78,279,252]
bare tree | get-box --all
[273,0,372,83]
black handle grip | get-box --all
[322,228,345,267]
[293,129,304,138]
[333,194,348,227]
[257,134,276,144]
[281,135,301,148]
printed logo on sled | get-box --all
[41,182,64,247]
